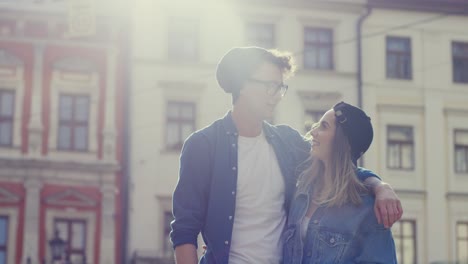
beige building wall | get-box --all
[362,8,468,264]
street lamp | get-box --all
[49,230,66,263]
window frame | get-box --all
[0,215,8,264]
[303,27,334,70]
[165,101,196,151]
[386,36,412,80]
[53,218,87,262]
[452,41,468,84]
[387,125,415,170]
[393,219,417,264]
[456,221,468,264]
[0,89,15,147]
[454,129,468,174]
[57,93,90,152]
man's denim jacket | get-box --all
[170,112,377,264]
[282,169,397,264]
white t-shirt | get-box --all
[228,132,287,264]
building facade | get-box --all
[362,1,468,263]
[129,0,468,264]
[0,0,129,263]
[129,0,367,262]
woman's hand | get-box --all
[373,182,403,228]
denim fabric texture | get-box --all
[171,112,380,264]
[282,170,397,264]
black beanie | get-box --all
[216,47,270,96]
[333,101,373,164]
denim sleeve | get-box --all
[170,132,211,249]
[356,167,381,182]
[354,226,397,264]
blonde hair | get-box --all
[297,124,368,207]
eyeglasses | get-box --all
[247,78,289,97]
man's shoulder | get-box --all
[265,122,302,139]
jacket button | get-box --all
[232,191,235,195]
[313,220,319,224]
[232,167,236,171]
[229,216,233,220]
[225,240,229,245]
[330,238,335,244]
[232,143,236,147]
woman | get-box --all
[282,102,397,264]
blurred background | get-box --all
[0,0,468,263]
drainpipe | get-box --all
[357,4,372,167]
[357,4,372,108]
[120,15,132,264]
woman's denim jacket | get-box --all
[282,169,397,264]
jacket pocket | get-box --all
[316,228,349,264]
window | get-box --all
[392,219,417,264]
[57,94,90,151]
[54,219,87,263]
[386,36,412,79]
[304,110,325,133]
[304,27,333,70]
[387,125,414,170]
[166,101,196,151]
[453,42,468,83]
[245,23,275,49]
[457,221,468,264]
[455,130,468,173]
[163,211,174,256]
[168,18,199,61]
[0,90,14,147]
[0,216,8,264]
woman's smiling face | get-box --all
[310,109,337,163]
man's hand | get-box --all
[374,182,403,228]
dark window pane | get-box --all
[0,217,7,246]
[0,123,11,146]
[452,42,468,83]
[59,95,73,121]
[74,126,88,151]
[71,222,86,249]
[386,36,412,79]
[387,126,414,170]
[166,102,195,150]
[0,92,14,117]
[75,97,89,122]
[58,125,71,149]
[304,28,333,70]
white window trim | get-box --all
[48,70,99,161]
[298,17,340,72]
[0,207,18,264]
[446,108,468,193]
[378,105,423,187]
[449,198,468,263]
[159,81,203,154]
[45,208,96,263]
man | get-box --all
[170,47,402,264]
